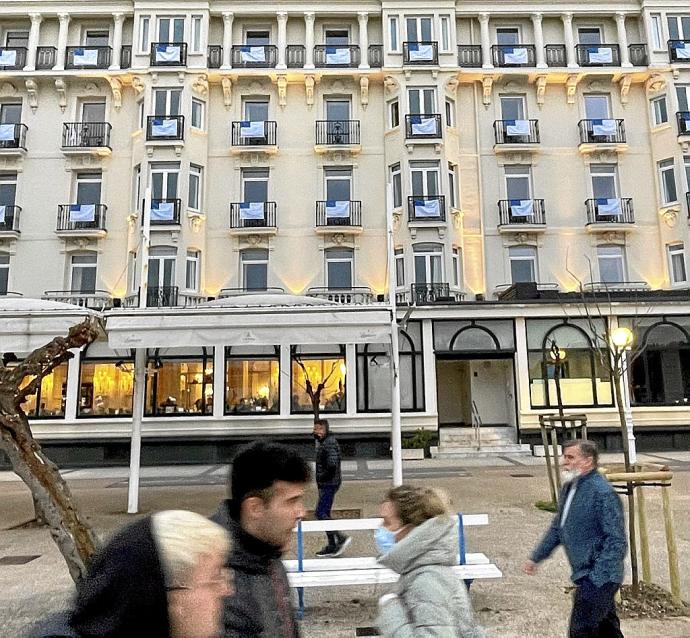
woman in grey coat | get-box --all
[375,485,487,638]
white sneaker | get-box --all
[331,536,351,557]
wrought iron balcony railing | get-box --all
[56,203,107,232]
[62,122,112,149]
[36,46,56,69]
[458,45,482,67]
[148,198,182,225]
[42,290,114,310]
[492,44,536,67]
[208,45,222,68]
[146,115,184,141]
[231,120,277,146]
[287,45,306,68]
[576,44,620,66]
[629,43,648,66]
[0,47,27,70]
[368,45,383,67]
[229,201,277,229]
[498,199,546,226]
[668,40,690,63]
[410,283,458,305]
[545,44,566,66]
[120,45,132,69]
[315,120,360,145]
[316,200,362,227]
[306,287,374,304]
[405,114,442,139]
[677,111,690,135]
[146,286,179,308]
[150,42,188,66]
[403,41,439,65]
[493,119,540,144]
[0,205,21,233]
[65,46,112,69]
[407,195,446,222]
[314,45,361,67]
[231,44,277,68]
[585,198,634,224]
[0,123,27,150]
[578,119,626,144]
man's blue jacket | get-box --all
[531,468,627,586]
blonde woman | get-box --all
[376,486,487,638]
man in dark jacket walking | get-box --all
[212,440,311,637]
[313,418,351,557]
[523,440,627,638]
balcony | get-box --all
[576,44,620,67]
[208,45,222,69]
[545,44,566,66]
[407,195,446,223]
[408,283,461,306]
[315,200,362,234]
[287,45,306,68]
[230,121,277,152]
[229,201,277,236]
[585,198,634,231]
[146,286,179,308]
[65,46,112,69]
[497,199,546,232]
[36,46,56,69]
[368,45,383,68]
[493,119,540,150]
[629,44,648,66]
[61,122,112,155]
[146,115,184,142]
[403,41,439,65]
[405,114,442,140]
[577,119,627,153]
[458,45,482,67]
[677,112,690,136]
[0,123,27,154]
[0,47,27,70]
[668,40,690,63]
[56,203,107,238]
[42,290,114,310]
[314,45,360,68]
[148,198,182,226]
[492,44,536,67]
[218,287,285,298]
[0,205,21,237]
[306,287,375,304]
[315,120,360,153]
[231,45,278,68]
[150,42,187,66]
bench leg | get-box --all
[297,587,305,620]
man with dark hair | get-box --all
[212,440,311,637]
[523,440,627,638]
[313,418,350,557]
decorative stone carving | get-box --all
[221,77,232,108]
[188,212,205,231]
[192,74,208,96]
[392,211,402,231]
[332,233,345,245]
[25,79,39,112]
[445,76,459,95]
[360,77,369,109]
[645,74,666,94]
[660,207,679,228]
[276,75,287,107]
[54,78,67,111]
[246,234,264,246]
[131,76,145,94]
[619,74,632,105]
[0,82,18,97]
[482,76,493,105]
[383,75,398,95]
[108,77,123,110]
[305,75,315,107]
[566,75,578,104]
[535,75,547,107]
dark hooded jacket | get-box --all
[315,433,342,487]
[29,516,169,638]
[212,499,300,638]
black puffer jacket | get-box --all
[211,500,300,638]
[315,433,342,487]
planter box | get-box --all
[401,448,426,460]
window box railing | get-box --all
[148,198,182,225]
[42,289,114,310]
[498,199,545,226]
[458,44,482,67]
[545,44,566,66]
[150,42,187,66]
[405,114,442,139]
[316,200,362,227]
[578,118,626,144]
[576,44,620,66]
[120,45,132,69]
[36,46,57,69]
[410,283,458,305]
[230,201,277,228]
[677,111,690,135]
[0,47,27,70]
[629,43,648,66]
[62,122,112,149]
[0,205,21,232]
[407,195,446,222]
[231,44,277,68]
[493,119,540,144]
[315,120,360,145]
[0,123,27,150]
[208,44,222,68]
[306,286,374,304]
[65,46,112,69]
[56,203,107,231]
[492,44,536,67]
[146,285,179,308]
[368,44,383,67]
[146,115,184,141]
[314,45,360,67]
[231,120,277,146]
[403,41,439,65]
[287,45,306,68]
[668,39,690,63]
[585,197,634,224]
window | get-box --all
[390,163,402,208]
[5,31,29,48]
[658,159,678,204]
[158,17,185,43]
[244,98,269,122]
[325,98,350,122]
[138,100,144,128]
[584,93,610,119]
[185,250,200,291]
[0,172,17,208]
[225,346,280,415]
[448,162,458,208]
[509,246,537,283]
[153,89,182,116]
[291,345,346,413]
[597,245,626,283]
[188,164,202,211]
[440,16,451,52]
[500,94,526,120]
[686,155,690,193]
[395,247,405,287]
[191,98,204,129]
[410,161,439,196]
[151,163,180,200]
[667,16,690,41]
[78,359,133,417]
[452,247,462,287]
[133,164,141,211]
[389,100,399,128]
[590,164,618,200]
[0,103,22,124]
[406,17,433,42]
[242,168,269,203]
[128,251,137,293]
[413,243,443,284]
[651,96,668,127]
[325,248,353,289]
[20,361,68,418]
[389,16,399,52]
[148,247,176,299]
[71,253,97,293]
[75,172,102,204]
[325,29,349,46]
[84,30,109,47]
[241,249,268,291]
[0,253,9,294]
[81,100,106,124]
[408,87,435,114]
[356,343,392,411]
[676,85,690,113]
[324,167,352,201]
[191,15,203,53]
[668,244,687,284]
[650,15,663,50]
[139,16,150,53]
[505,165,532,200]
[578,27,602,45]
[246,30,271,46]
[445,99,455,127]
[496,28,520,45]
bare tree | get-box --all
[0,317,101,582]
[293,356,342,423]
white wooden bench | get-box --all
[285,514,502,618]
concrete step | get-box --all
[433,444,532,459]
[440,434,515,444]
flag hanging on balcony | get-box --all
[151,118,178,137]
[587,47,613,64]
[0,206,5,224]
[591,119,617,136]
[505,119,531,136]
[672,41,690,59]
[0,124,15,141]
[69,204,96,222]
[681,114,690,133]
[239,202,265,220]
[73,48,99,66]
[325,47,351,65]
[240,46,266,63]
[325,200,350,218]
[410,115,437,136]
[509,199,534,216]
[503,47,528,64]
[408,43,434,61]
[0,50,17,66]
[239,121,265,138]
[150,201,175,221]
[155,44,181,63]
[596,198,622,216]
[414,198,440,217]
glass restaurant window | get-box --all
[225,345,280,415]
[78,358,134,417]
[17,362,69,418]
[291,345,346,413]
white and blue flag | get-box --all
[325,200,350,218]
[588,47,613,64]
[680,113,690,134]
[596,198,621,216]
[151,201,175,221]
[69,204,96,222]
[240,46,266,63]
[408,43,434,61]
[591,119,617,136]
[151,118,178,137]
[505,119,531,136]
[410,115,438,136]
[414,198,441,217]
[239,202,265,220]
[509,199,534,216]
[325,47,351,65]
[239,121,265,138]
[155,44,181,63]
[0,124,15,141]
[0,50,17,66]
[503,47,528,64]
[73,48,99,66]
[673,42,690,59]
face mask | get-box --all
[375,526,399,555]
[561,469,581,484]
